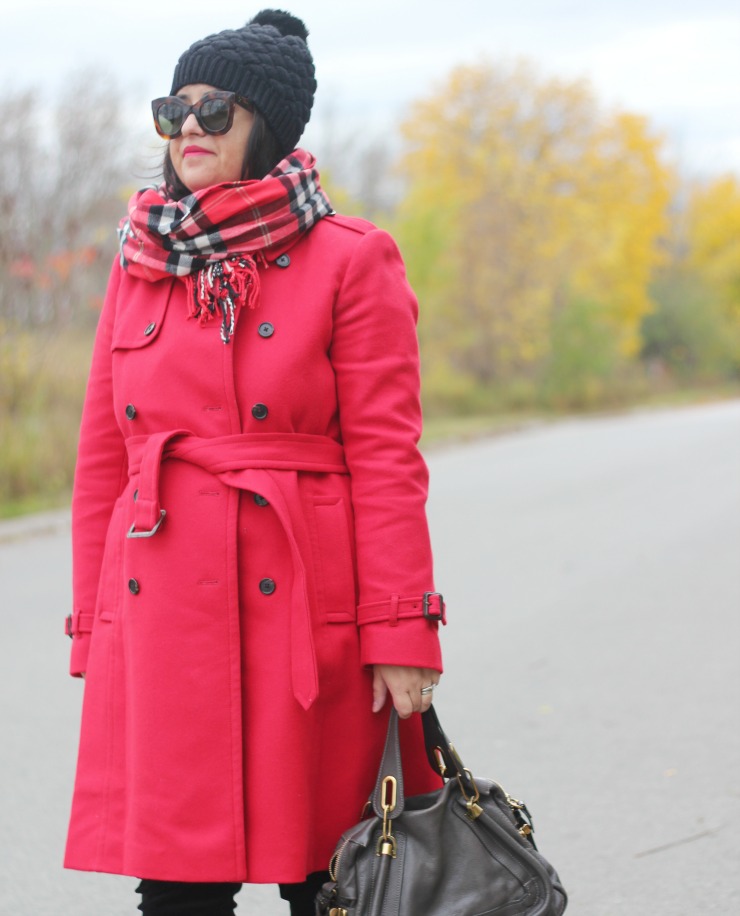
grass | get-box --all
[625,380,740,409]
[421,411,547,449]
[0,326,93,518]
[421,380,740,449]
[0,491,72,520]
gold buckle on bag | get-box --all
[457,768,484,820]
[375,775,398,858]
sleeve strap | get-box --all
[65,611,95,638]
[357,591,446,626]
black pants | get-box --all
[136,871,330,915]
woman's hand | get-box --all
[372,665,440,718]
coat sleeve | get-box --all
[67,259,128,676]
[331,227,444,671]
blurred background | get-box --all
[1,0,739,516]
[2,4,739,914]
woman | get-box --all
[64,10,445,915]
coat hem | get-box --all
[63,857,333,886]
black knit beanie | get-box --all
[170,9,315,158]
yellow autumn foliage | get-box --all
[394,61,674,399]
[686,175,740,329]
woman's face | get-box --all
[169,83,254,192]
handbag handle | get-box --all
[420,704,467,782]
[371,705,469,820]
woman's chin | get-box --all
[177,162,221,193]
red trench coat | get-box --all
[64,213,444,884]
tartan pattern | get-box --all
[117,149,332,281]
[116,150,332,343]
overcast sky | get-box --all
[4,0,739,179]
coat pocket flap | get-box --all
[111,273,177,350]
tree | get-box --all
[685,175,740,355]
[0,72,141,512]
[0,71,137,328]
[393,61,673,409]
[639,173,740,381]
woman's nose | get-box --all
[181,112,203,135]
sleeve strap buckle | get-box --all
[422,592,446,625]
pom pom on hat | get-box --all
[249,8,309,41]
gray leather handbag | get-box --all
[316,706,567,916]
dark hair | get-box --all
[162,106,285,199]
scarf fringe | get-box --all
[186,254,263,344]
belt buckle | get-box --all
[127,509,167,538]
[422,591,446,624]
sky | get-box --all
[3,0,740,180]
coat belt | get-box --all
[125,430,349,711]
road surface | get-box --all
[1,400,738,914]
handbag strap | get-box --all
[372,709,405,818]
[372,705,471,820]
[421,704,466,781]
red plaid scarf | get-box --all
[118,150,332,343]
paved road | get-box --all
[1,401,738,915]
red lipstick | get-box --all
[183,145,212,157]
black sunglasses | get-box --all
[151,91,253,139]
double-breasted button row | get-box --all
[253,318,274,420]
[129,574,275,597]
[131,572,273,597]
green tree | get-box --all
[642,269,736,381]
